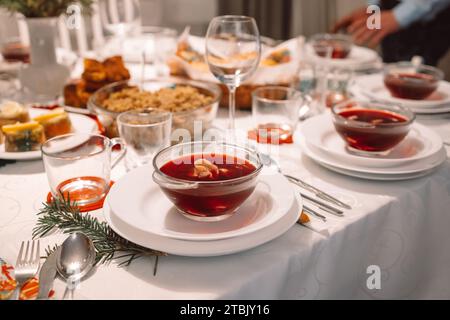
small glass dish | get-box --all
[383,62,444,100]
[152,141,263,221]
[331,100,415,156]
[309,33,353,59]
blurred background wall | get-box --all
[1,0,449,78]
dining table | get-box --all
[1,60,450,300]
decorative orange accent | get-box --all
[19,277,39,300]
[299,211,310,224]
[247,127,294,145]
[46,180,114,212]
[1,262,56,300]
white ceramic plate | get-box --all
[103,192,301,257]
[349,83,450,115]
[108,165,295,241]
[318,162,439,181]
[299,136,447,178]
[0,108,98,160]
[305,44,381,70]
[301,113,444,168]
[355,74,450,110]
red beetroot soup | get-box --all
[159,154,257,218]
[384,72,439,100]
[334,108,410,152]
[314,40,350,59]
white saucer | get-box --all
[305,44,381,71]
[318,162,439,181]
[0,108,98,160]
[301,113,444,168]
[108,165,296,241]
[103,192,302,257]
[353,74,450,112]
[298,136,446,180]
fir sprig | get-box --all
[0,0,93,18]
[32,196,166,274]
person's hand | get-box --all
[332,7,368,33]
[348,10,400,48]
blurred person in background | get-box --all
[333,0,450,66]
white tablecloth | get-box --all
[1,108,449,299]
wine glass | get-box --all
[205,15,261,133]
[98,0,141,54]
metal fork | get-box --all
[259,153,351,209]
[11,240,41,300]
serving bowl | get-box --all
[383,62,444,100]
[152,141,263,221]
[331,100,415,156]
[309,33,353,59]
[87,77,221,138]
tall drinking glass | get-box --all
[98,0,141,54]
[205,15,261,133]
[117,109,172,171]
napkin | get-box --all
[170,27,304,85]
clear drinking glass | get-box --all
[41,133,125,207]
[98,0,141,54]
[308,38,333,113]
[326,67,352,108]
[252,86,310,144]
[99,0,141,36]
[205,15,261,133]
[139,26,178,78]
[117,109,172,171]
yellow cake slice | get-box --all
[0,101,30,144]
[33,108,72,139]
[2,121,46,152]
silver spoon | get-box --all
[56,232,96,300]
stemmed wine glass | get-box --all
[205,16,261,133]
[98,0,141,55]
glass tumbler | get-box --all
[252,86,310,144]
[117,109,172,171]
[41,133,126,207]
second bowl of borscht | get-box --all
[383,62,443,100]
[331,100,415,156]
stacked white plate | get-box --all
[350,74,450,115]
[103,165,302,257]
[299,114,447,181]
[304,44,382,72]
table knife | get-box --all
[285,174,351,209]
[37,249,58,300]
[300,192,344,216]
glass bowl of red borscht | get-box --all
[383,62,443,100]
[152,141,263,221]
[310,33,353,59]
[331,100,415,156]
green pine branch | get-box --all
[32,195,166,274]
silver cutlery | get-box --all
[259,153,351,209]
[303,204,327,222]
[37,249,59,300]
[62,105,96,116]
[57,233,96,300]
[12,240,41,300]
[300,192,344,216]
